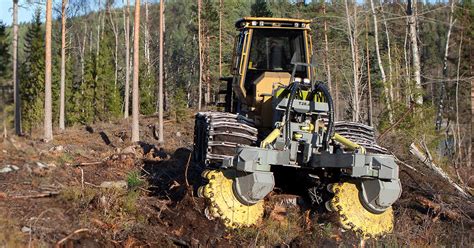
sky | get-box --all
[0,0,36,25]
[0,0,126,25]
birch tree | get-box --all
[44,0,53,141]
[344,0,360,122]
[369,0,393,123]
[59,0,68,130]
[107,0,119,88]
[407,0,423,105]
[131,0,140,142]
[435,0,456,130]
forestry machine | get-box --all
[193,17,401,238]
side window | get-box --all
[232,32,245,73]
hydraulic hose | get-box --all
[312,83,334,150]
[284,82,300,148]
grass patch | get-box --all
[126,170,145,189]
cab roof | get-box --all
[235,17,312,29]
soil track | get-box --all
[1,113,473,247]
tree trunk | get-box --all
[344,0,360,122]
[435,0,456,131]
[455,32,463,165]
[379,0,394,102]
[365,17,373,126]
[403,24,411,106]
[145,0,151,74]
[219,0,222,78]
[407,0,423,105]
[205,35,211,104]
[322,3,332,93]
[44,0,53,142]
[158,0,164,144]
[12,0,21,135]
[131,0,141,142]
[107,1,119,88]
[59,0,68,131]
[124,0,131,118]
[369,0,393,123]
[198,0,203,110]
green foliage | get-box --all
[0,20,9,81]
[19,10,45,134]
[170,87,188,123]
[139,64,156,116]
[127,170,144,189]
[379,102,442,150]
[251,0,273,17]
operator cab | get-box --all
[227,17,312,127]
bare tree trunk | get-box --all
[370,0,393,123]
[144,0,151,74]
[435,0,456,131]
[205,35,211,104]
[44,0,53,142]
[123,0,131,118]
[131,0,141,142]
[219,0,222,78]
[158,0,164,144]
[403,24,411,106]
[455,32,463,165]
[107,2,119,88]
[365,17,373,126]
[59,0,68,131]
[80,24,87,86]
[379,0,394,102]
[322,2,332,93]
[344,0,360,122]
[198,0,203,110]
[407,0,423,105]
[12,0,21,135]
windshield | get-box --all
[247,29,307,76]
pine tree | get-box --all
[79,51,96,123]
[139,63,156,116]
[20,10,45,134]
[251,0,273,17]
[96,29,121,120]
[0,21,9,81]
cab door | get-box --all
[231,29,252,111]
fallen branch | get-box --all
[74,161,103,166]
[4,191,60,200]
[415,196,461,221]
[394,156,422,174]
[409,142,470,198]
[184,153,192,188]
[55,228,90,248]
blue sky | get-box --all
[0,0,128,25]
[0,0,37,25]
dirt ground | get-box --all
[0,112,473,247]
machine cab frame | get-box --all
[229,17,313,125]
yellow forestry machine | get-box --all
[193,17,401,238]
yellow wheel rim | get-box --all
[330,181,394,238]
[199,169,264,228]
